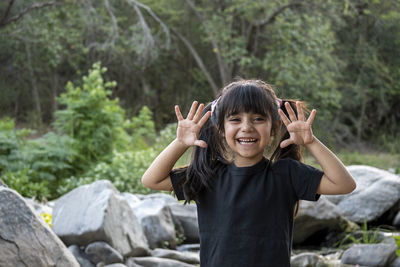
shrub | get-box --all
[54,62,128,164]
[2,168,50,199]
[24,132,78,198]
[125,106,157,150]
[85,149,157,194]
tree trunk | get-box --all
[24,41,42,127]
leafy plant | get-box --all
[1,168,50,199]
[55,62,128,164]
[125,106,157,150]
[335,218,381,248]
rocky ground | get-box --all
[1,165,400,266]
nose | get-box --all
[241,119,254,132]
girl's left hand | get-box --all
[278,101,316,148]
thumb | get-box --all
[194,139,208,148]
[280,139,293,148]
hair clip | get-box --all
[276,98,283,108]
[211,96,221,114]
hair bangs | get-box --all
[220,84,272,119]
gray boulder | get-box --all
[291,252,327,267]
[341,242,398,266]
[169,203,199,243]
[151,248,199,264]
[140,193,178,204]
[0,187,79,267]
[85,241,124,264]
[132,199,177,249]
[326,165,400,223]
[52,180,149,257]
[68,245,95,267]
[293,197,357,244]
[126,257,196,267]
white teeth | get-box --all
[238,138,257,143]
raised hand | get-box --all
[278,101,316,148]
[175,101,211,148]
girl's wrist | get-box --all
[174,138,191,150]
[304,135,317,148]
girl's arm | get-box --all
[141,101,211,191]
[305,137,356,195]
[278,101,356,195]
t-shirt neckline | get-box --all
[228,157,268,175]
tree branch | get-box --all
[184,0,228,85]
[0,0,62,28]
[171,28,219,96]
[1,0,15,26]
[252,1,305,27]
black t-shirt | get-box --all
[170,157,323,267]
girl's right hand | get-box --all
[175,101,211,148]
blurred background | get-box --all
[0,0,399,200]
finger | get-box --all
[175,105,184,121]
[296,101,305,121]
[187,101,198,120]
[193,103,204,123]
[307,109,317,125]
[194,139,207,148]
[278,109,290,126]
[198,111,211,127]
[280,139,293,148]
[285,102,297,122]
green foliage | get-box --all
[0,118,31,173]
[2,168,50,199]
[335,218,381,248]
[55,62,127,163]
[125,106,157,150]
[23,132,78,198]
[85,149,157,194]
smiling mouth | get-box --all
[237,138,258,144]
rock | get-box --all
[389,257,400,267]
[52,180,149,257]
[141,193,178,204]
[69,245,95,267]
[0,187,79,267]
[291,252,327,267]
[393,211,400,226]
[151,248,199,264]
[126,257,196,267]
[104,264,128,267]
[176,243,200,252]
[328,166,400,223]
[24,198,53,215]
[168,203,199,243]
[341,242,398,266]
[122,193,141,208]
[85,241,124,264]
[293,197,357,244]
[131,199,176,249]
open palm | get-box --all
[278,101,316,148]
[175,101,211,148]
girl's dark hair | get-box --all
[182,80,306,216]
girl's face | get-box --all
[223,112,272,167]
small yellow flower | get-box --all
[40,212,53,228]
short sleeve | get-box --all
[285,159,323,201]
[170,167,187,201]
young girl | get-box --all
[141,80,356,267]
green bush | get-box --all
[54,62,128,164]
[85,149,157,194]
[0,118,30,174]
[2,168,50,199]
[125,106,157,150]
[23,132,78,198]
